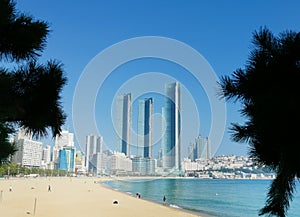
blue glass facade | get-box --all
[58,149,68,171]
[138,98,153,158]
[58,147,75,172]
[116,93,132,156]
[162,82,181,171]
[132,157,156,175]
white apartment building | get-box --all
[52,145,60,163]
[42,145,51,164]
[107,152,132,174]
[181,158,204,171]
[90,152,108,175]
[40,145,52,169]
[13,138,43,168]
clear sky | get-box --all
[16,0,300,157]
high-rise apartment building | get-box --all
[52,145,60,164]
[162,82,181,171]
[107,152,132,175]
[13,128,43,168]
[85,134,103,172]
[137,98,153,158]
[115,93,132,156]
[42,145,52,164]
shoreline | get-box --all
[0,177,204,217]
[100,176,216,217]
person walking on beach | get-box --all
[163,195,166,205]
[48,185,51,192]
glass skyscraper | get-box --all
[137,98,153,158]
[162,82,181,171]
[188,135,211,161]
[115,93,132,156]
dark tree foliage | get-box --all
[0,0,67,163]
[219,27,300,217]
[0,0,49,60]
[0,122,16,163]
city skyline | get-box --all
[11,126,273,178]
[10,81,207,175]
[11,80,220,175]
[5,2,299,216]
[32,80,214,164]
[20,1,300,157]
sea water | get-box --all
[103,178,300,217]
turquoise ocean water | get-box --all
[103,178,300,217]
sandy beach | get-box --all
[0,177,201,217]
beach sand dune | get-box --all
[0,177,200,217]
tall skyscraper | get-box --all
[115,93,132,156]
[204,137,211,159]
[195,135,203,159]
[188,135,206,161]
[162,82,181,171]
[137,98,153,158]
[85,134,103,172]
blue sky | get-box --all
[16,0,300,157]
